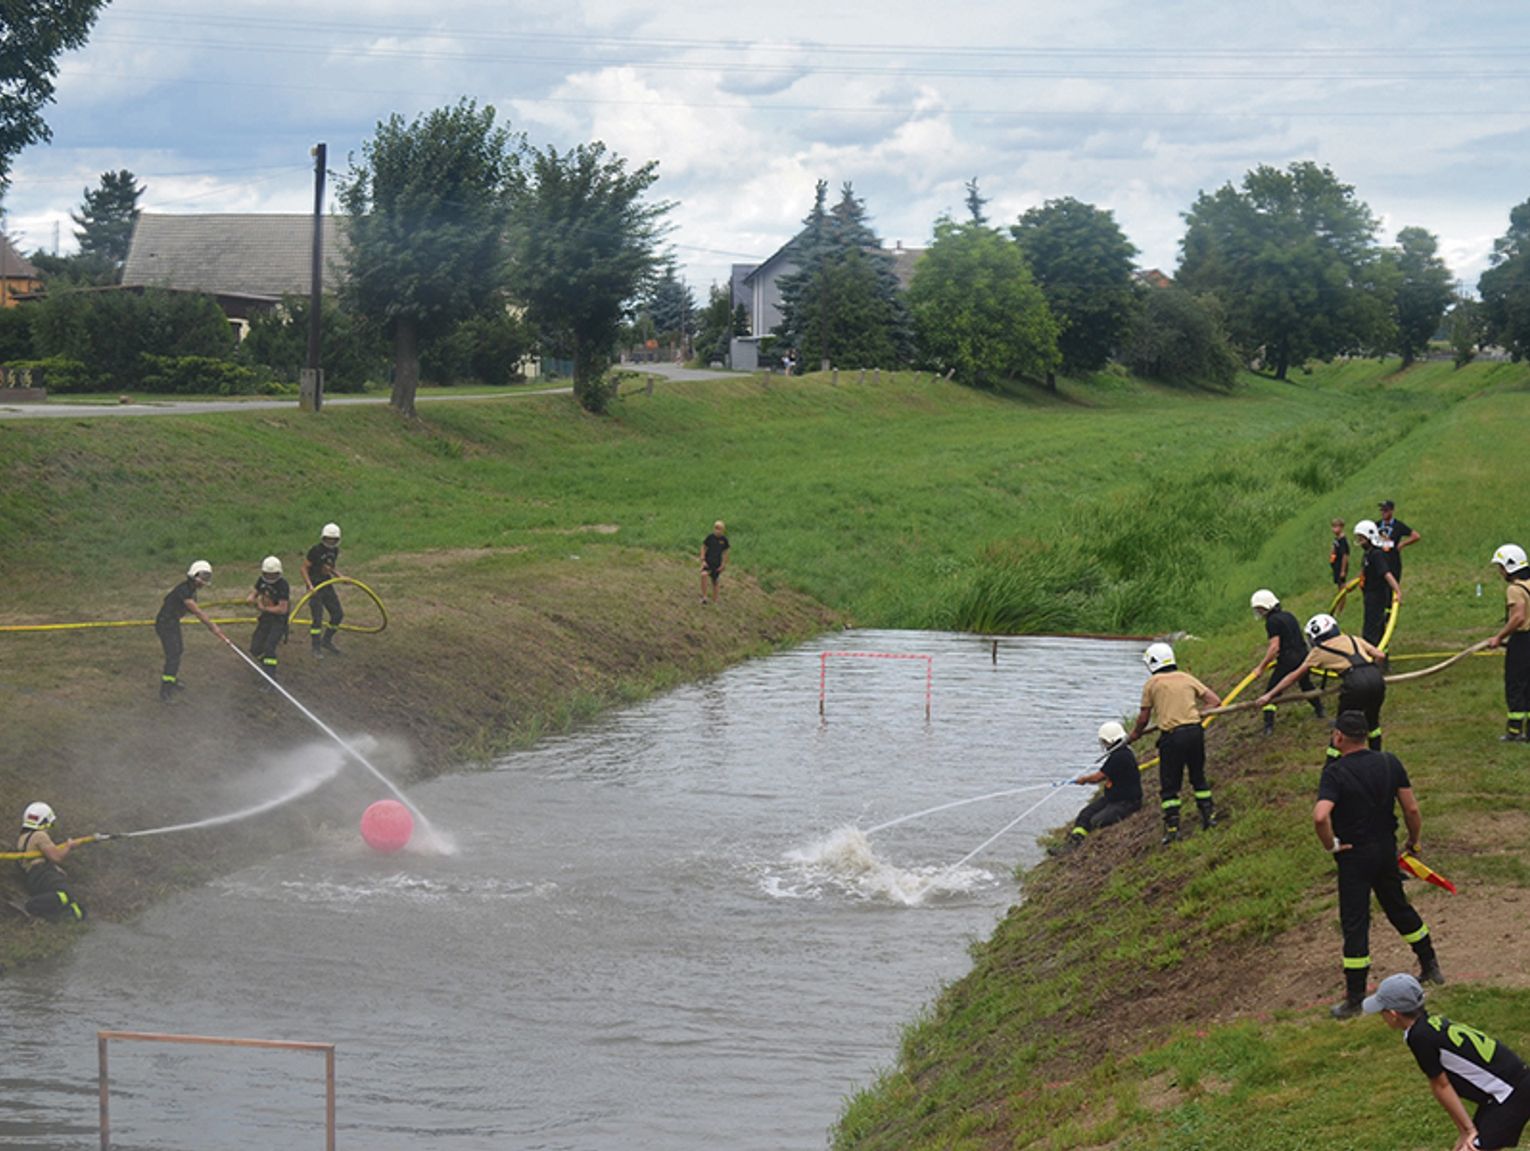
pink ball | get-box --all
[360,799,414,853]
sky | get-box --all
[5,0,1530,295]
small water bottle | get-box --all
[1476,583,1483,598]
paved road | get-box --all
[0,363,742,420]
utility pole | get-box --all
[300,142,327,412]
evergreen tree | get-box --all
[644,262,695,350]
[72,169,145,273]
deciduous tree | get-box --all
[1122,288,1241,389]
[1386,227,1454,368]
[0,0,108,191]
[1477,199,1530,361]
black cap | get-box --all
[1379,499,1395,510]
[1333,710,1369,738]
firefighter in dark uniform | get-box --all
[1259,613,1387,753]
[1249,588,1326,734]
[1488,544,1530,742]
[1366,972,1530,1150]
[1330,518,1351,587]
[246,555,291,679]
[14,802,86,921]
[1127,642,1221,845]
[1376,499,1421,583]
[154,560,228,702]
[1316,712,1443,1019]
[1053,721,1143,854]
[302,522,345,656]
[1355,518,1403,647]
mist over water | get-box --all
[0,631,1145,1150]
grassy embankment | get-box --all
[3,352,1527,1148]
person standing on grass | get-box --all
[1259,613,1387,753]
[699,520,729,604]
[1486,544,1530,743]
[1249,589,1326,735]
[155,560,227,702]
[1316,711,1443,1020]
[14,802,86,921]
[1355,519,1403,646]
[1377,499,1422,583]
[1051,721,1143,854]
[246,556,291,680]
[302,522,345,657]
[1126,642,1221,845]
[1330,518,1351,587]
[1365,972,1530,1150]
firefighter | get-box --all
[246,556,291,680]
[1249,588,1326,735]
[1127,642,1221,845]
[1052,721,1143,854]
[302,522,345,656]
[154,560,228,702]
[1355,518,1402,647]
[1486,544,1530,742]
[14,802,86,921]
[1258,613,1387,753]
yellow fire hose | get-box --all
[0,577,387,637]
[1136,659,1268,774]
[1330,576,1361,615]
[1,833,108,862]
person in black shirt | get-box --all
[1330,518,1351,586]
[1355,519,1403,646]
[246,556,291,680]
[154,560,227,702]
[302,522,344,656]
[1316,711,1443,1019]
[699,520,729,604]
[1053,721,1143,854]
[1366,972,1530,1150]
[1377,499,1421,583]
[1249,589,1325,734]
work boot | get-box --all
[1161,823,1180,847]
[322,632,342,656]
[160,681,174,703]
[1049,831,1084,857]
[312,634,323,656]
[1330,997,1365,1020]
[1501,719,1526,742]
[1312,700,1327,720]
[1416,941,1446,986]
[1332,967,1369,1019]
[1262,712,1276,736]
[1198,803,1217,831]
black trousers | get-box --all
[310,584,344,637]
[1362,591,1390,647]
[1072,796,1141,833]
[1336,842,1427,968]
[22,862,85,920]
[156,619,183,681]
[1336,664,1387,750]
[1506,632,1530,718]
[1157,725,1210,824]
[251,614,287,665]
[1267,659,1321,715]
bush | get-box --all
[30,288,235,389]
[0,306,34,362]
[1123,288,1241,389]
[239,296,388,393]
[138,355,286,396]
[420,307,533,387]
[1,357,98,392]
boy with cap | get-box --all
[1316,710,1443,1019]
[1367,972,1530,1150]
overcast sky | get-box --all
[6,0,1530,294]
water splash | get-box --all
[121,748,348,839]
[769,826,993,907]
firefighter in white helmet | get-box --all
[1354,519,1402,647]
[302,522,345,656]
[246,555,291,679]
[1487,544,1530,742]
[1248,589,1326,735]
[154,560,227,702]
[1052,721,1144,855]
[1258,613,1388,755]
[1127,642,1222,844]
[15,802,86,921]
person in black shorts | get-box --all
[302,522,345,656]
[154,560,228,702]
[1315,712,1443,1019]
[699,520,729,604]
[246,556,291,680]
[1366,972,1530,1150]
[1052,721,1143,854]
[1330,518,1351,586]
[1249,589,1325,734]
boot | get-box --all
[1501,717,1526,743]
[1311,699,1326,720]
[1049,830,1085,857]
[160,681,175,703]
[322,630,342,656]
[1331,967,1369,1019]
[1198,801,1217,831]
[312,632,323,657]
[1160,817,1180,846]
[1262,708,1276,736]
[1416,941,1445,986]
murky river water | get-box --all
[1,630,1144,1150]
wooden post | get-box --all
[832,368,839,386]
[646,374,654,395]
[992,639,998,665]
[302,142,327,413]
[858,368,866,385]
[875,367,881,384]
[98,1034,110,1151]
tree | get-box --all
[1448,296,1483,369]
[1386,227,1454,368]
[338,99,518,416]
[906,214,1059,389]
[642,262,695,351]
[694,282,745,366]
[775,181,910,370]
[1011,196,1138,380]
[0,0,108,191]
[240,296,388,393]
[72,169,144,273]
[506,141,671,414]
[1122,288,1241,389]
[1477,199,1530,361]
[1177,162,1391,380]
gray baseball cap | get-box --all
[1363,972,1425,1014]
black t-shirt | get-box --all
[253,576,291,617]
[702,532,729,569]
[1378,517,1412,579]
[1265,608,1306,667]
[1407,1015,1529,1105]
[306,542,340,584]
[1362,546,1393,601]
[1330,535,1350,582]
[157,577,198,625]
[1100,745,1142,806]
[1317,748,1410,846]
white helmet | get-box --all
[261,555,283,577]
[1491,544,1528,574]
[1250,589,1279,615]
[1143,642,1176,673]
[187,560,213,584]
[321,523,341,542]
[1305,612,1340,645]
[22,801,55,830]
[1097,721,1128,750]
[1353,519,1382,547]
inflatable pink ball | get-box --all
[360,799,414,853]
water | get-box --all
[0,630,1145,1150]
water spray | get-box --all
[940,776,1079,875]
[864,784,1059,835]
[112,755,348,840]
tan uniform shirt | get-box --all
[1307,635,1372,674]
[16,828,54,876]
[1140,670,1210,732]
[1508,582,1530,633]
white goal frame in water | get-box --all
[818,650,933,720]
[97,1029,336,1151]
